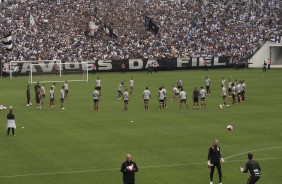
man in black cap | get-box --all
[240,153,261,184]
[120,154,138,184]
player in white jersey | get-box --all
[241,80,246,102]
[129,77,134,95]
[221,77,226,87]
[41,84,46,106]
[177,79,183,89]
[221,85,227,106]
[199,86,206,107]
[231,83,236,104]
[228,79,232,97]
[143,87,151,111]
[158,87,165,109]
[116,82,124,100]
[52,82,56,99]
[205,76,211,95]
[64,80,69,99]
[172,86,180,100]
[236,81,241,103]
[60,86,65,109]
[123,89,129,110]
[162,86,167,108]
[50,86,55,107]
[179,88,188,109]
[95,77,101,95]
[93,87,100,111]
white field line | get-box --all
[0,146,281,178]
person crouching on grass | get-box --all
[7,109,16,136]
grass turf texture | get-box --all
[0,69,281,184]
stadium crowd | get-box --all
[0,0,281,62]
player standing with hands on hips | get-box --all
[208,139,224,184]
[121,154,138,184]
[240,153,261,184]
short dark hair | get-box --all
[248,153,253,160]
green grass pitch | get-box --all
[0,69,281,184]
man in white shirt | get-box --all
[116,82,124,100]
[95,77,101,95]
[172,85,180,100]
[93,87,100,111]
[158,87,165,110]
[129,77,134,95]
[64,80,69,99]
[205,76,211,95]
[143,87,151,111]
[123,88,129,110]
[221,84,227,106]
[162,86,167,108]
[50,86,55,107]
[200,86,206,107]
[179,88,188,109]
[60,86,65,109]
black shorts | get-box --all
[50,98,54,102]
[65,90,69,94]
[175,93,179,96]
[144,99,149,103]
[180,99,186,103]
[228,88,231,92]
[232,94,236,99]
[201,97,205,101]
[60,98,64,103]
[124,100,128,104]
[247,176,260,184]
[42,94,46,98]
[159,99,164,103]
[177,85,181,89]
[223,95,226,100]
[97,86,101,91]
[94,99,99,104]
[193,97,199,103]
[36,98,40,104]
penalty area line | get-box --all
[0,156,281,178]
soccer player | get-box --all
[64,80,69,99]
[200,86,206,107]
[123,88,129,110]
[204,60,208,71]
[60,86,65,109]
[26,85,32,107]
[129,77,134,95]
[263,61,267,72]
[92,63,96,75]
[34,82,40,93]
[93,87,100,111]
[116,82,124,100]
[172,85,180,100]
[240,153,261,184]
[221,77,226,87]
[241,80,246,102]
[267,58,271,70]
[161,86,167,108]
[221,84,227,106]
[96,77,101,95]
[177,79,183,89]
[208,139,224,184]
[120,154,138,184]
[121,63,126,74]
[228,79,232,97]
[236,81,241,103]
[179,88,188,109]
[6,109,16,136]
[143,87,151,111]
[158,87,165,109]
[52,82,56,98]
[192,87,199,109]
[205,76,211,95]
[50,86,55,107]
[35,87,42,109]
[231,83,236,104]
[41,84,46,99]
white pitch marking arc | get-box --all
[0,147,281,178]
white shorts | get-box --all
[6,119,16,129]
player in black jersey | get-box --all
[208,139,224,184]
[240,153,261,184]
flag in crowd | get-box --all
[29,8,37,34]
[104,24,118,39]
[87,16,101,37]
[2,32,13,51]
[144,15,159,36]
